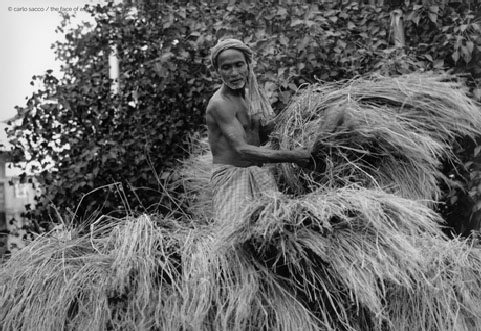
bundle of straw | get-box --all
[172,134,213,221]
[0,212,348,331]
[0,215,190,331]
[385,236,481,331]
[272,72,481,201]
[2,191,481,331]
[179,233,324,331]
[212,186,481,330]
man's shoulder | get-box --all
[206,92,221,110]
[206,91,232,117]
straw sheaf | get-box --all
[385,237,481,331]
[213,186,451,328]
[272,72,481,201]
[173,134,213,221]
[179,231,325,331]
[1,204,480,330]
[0,215,190,331]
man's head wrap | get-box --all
[210,38,274,125]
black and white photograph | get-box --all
[1,1,481,330]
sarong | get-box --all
[210,164,278,224]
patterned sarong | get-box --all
[210,164,278,225]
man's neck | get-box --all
[220,84,246,98]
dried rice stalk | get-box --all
[272,72,481,201]
[173,133,213,221]
[212,186,481,330]
[178,225,324,331]
[1,191,481,331]
[1,211,326,331]
[386,236,481,331]
[0,215,189,331]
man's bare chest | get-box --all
[236,109,259,132]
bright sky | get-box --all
[0,0,105,123]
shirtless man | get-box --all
[206,38,311,224]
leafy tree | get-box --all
[8,1,481,233]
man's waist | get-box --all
[213,160,263,168]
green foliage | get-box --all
[7,1,481,232]
[398,3,481,235]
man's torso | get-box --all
[206,90,262,167]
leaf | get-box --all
[177,7,186,19]
[474,145,481,157]
[277,7,288,17]
[279,90,291,104]
[324,10,336,17]
[433,59,444,69]
[347,21,356,30]
[413,14,421,25]
[473,201,481,213]
[429,5,439,14]
[466,40,474,54]
[290,19,304,27]
[461,45,472,63]
[452,51,459,63]
[279,35,289,46]
[428,12,437,23]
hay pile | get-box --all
[0,215,191,331]
[3,191,480,331]
[272,73,481,201]
[174,134,213,221]
[2,72,481,331]
[213,187,481,330]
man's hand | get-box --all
[294,149,326,172]
[294,149,315,169]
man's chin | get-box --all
[227,82,246,90]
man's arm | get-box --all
[211,102,311,166]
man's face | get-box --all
[216,49,249,90]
